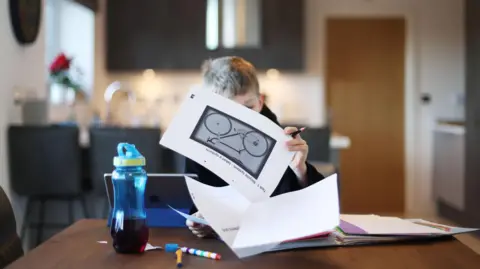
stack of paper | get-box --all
[160,86,341,258]
[269,232,339,252]
[181,175,340,258]
[334,215,479,246]
[269,216,480,251]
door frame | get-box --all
[305,5,432,215]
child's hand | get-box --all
[186,212,216,238]
[284,127,308,177]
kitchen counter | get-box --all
[331,133,351,149]
[79,127,351,149]
[433,120,466,213]
[434,121,465,135]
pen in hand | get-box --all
[290,127,306,138]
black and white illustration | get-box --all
[190,106,276,179]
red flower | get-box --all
[49,53,71,73]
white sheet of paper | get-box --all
[341,215,452,235]
[97,241,162,251]
[184,174,340,258]
[269,235,340,252]
[167,205,210,226]
[160,85,294,202]
[184,177,251,245]
[145,243,163,251]
[233,174,340,249]
[405,219,480,235]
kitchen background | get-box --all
[2,0,479,252]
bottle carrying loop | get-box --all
[114,143,146,167]
[117,143,141,158]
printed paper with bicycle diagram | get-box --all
[160,85,295,202]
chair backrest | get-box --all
[89,127,177,195]
[0,186,24,268]
[8,126,83,196]
[282,125,332,162]
[301,126,331,162]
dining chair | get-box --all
[0,186,23,268]
[8,125,88,248]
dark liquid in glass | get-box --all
[110,218,149,254]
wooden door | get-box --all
[326,18,406,213]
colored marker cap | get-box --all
[165,243,179,253]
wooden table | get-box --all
[7,219,480,269]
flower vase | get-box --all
[74,90,87,104]
[73,90,92,128]
[62,87,85,122]
[67,103,76,122]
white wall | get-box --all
[305,0,465,215]
[46,0,95,106]
[0,0,46,226]
[58,1,95,92]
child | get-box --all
[186,56,325,238]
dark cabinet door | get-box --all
[106,0,304,71]
[438,0,480,231]
[465,0,480,226]
[206,0,304,71]
[106,0,208,70]
[73,0,98,11]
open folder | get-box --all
[179,174,340,258]
[270,216,480,251]
[171,176,479,256]
[334,214,479,245]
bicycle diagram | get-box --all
[190,106,276,179]
[204,112,269,158]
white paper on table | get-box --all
[183,174,340,258]
[405,219,479,235]
[340,215,434,235]
[97,241,162,251]
[341,215,475,235]
[160,85,294,202]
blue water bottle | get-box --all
[110,143,149,254]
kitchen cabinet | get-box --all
[106,0,207,70]
[106,0,304,71]
[74,0,98,11]
[433,125,465,213]
[439,0,480,232]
